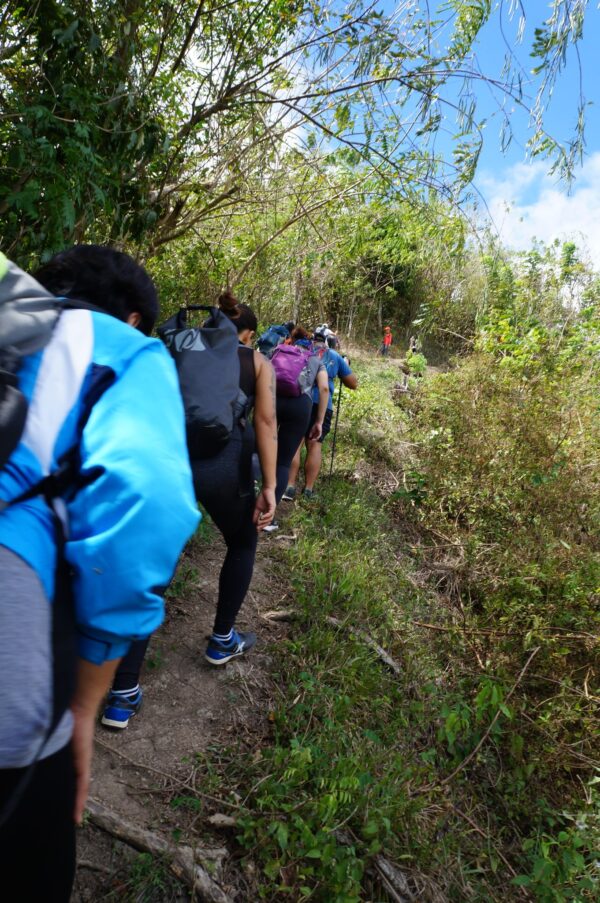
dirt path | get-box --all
[73,524,292,901]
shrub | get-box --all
[406,350,427,375]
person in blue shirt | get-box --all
[282,330,357,500]
[0,246,199,901]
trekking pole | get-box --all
[329,380,343,478]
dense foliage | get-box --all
[1,2,598,900]
[1,0,593,272]
[226,337,598,901]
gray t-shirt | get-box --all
[0,545,72,768]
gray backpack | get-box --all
[0,254,59,469]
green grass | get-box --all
[224,356,599,902]
[165,353,599,902]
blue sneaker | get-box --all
[101,688,143,729]
[205,630,257,666]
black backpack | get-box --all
[158,305,247,459]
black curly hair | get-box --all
[34,245,159,336]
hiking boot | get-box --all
[262,520,279,533]
[205,630,257,666]
[101,688,143,730]
[281,486,296,501]
[302,488,315,500]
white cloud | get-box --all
[476,152,600,267]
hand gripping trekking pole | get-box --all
[329,379,343,478]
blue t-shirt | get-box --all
[311,346,352,410]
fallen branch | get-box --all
[326,616,402,676]
[336,827,427,903]
[77,859,113,875]
[261,609,402,676]
[85,798,232,903]
[261,608,301,622]
[373,855,415,902]
[207,813,238,829]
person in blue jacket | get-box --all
[0,246,199,901]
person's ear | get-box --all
[127,311,142,330]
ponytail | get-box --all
[291,325,311,342]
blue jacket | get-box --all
[0,307,200,664]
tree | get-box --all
[0,1,593,266]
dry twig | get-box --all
[95,736,240,810]
[417,647,541,794]
[85,798,232,903]
[448,804,532,900]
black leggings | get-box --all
[113,638,150,691]
[275,394,312,502]
[192,427,258,635]
[112,428,258,688]
[0,742,76,901]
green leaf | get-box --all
[275,823,289,850]
[57,19,79,44]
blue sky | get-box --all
[467,2,600,263]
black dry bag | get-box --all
[158,305,247,459]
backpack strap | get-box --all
[0,456,73,513]
[0,457,77,829]
[238,345,256,400]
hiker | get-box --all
[102,292,276,728]
[262,327,329,532]
[283,329,357,500]
[409,334,420,353]
[0,246,199,901]
[397,359,410,392]
[257,320,295,356]
[315,322,339,349]
[380,325,393,356]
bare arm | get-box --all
[308,369,329,441]
[341,373,358,390]
[70,657,122,824]
[252,351,277,528]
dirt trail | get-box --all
[74,524,292,901]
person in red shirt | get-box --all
[380,326,392,356]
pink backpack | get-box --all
[270,344,313,397]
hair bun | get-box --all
[218,289,238,312]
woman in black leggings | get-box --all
[269,327,329,522]
[102,295,277,727]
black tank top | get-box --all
[238,344,256,408]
